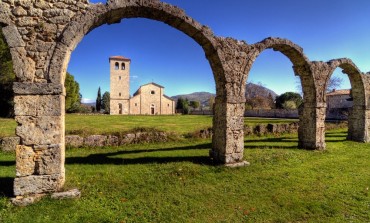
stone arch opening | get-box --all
[248,38,314,105]
[245,38,318,149]
[27,1,239,198]
[325,59,367,142]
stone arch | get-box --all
[326,58,368,142]
[48,2,223,86]
[48,1,236,163]
[1,0,251,201]
[248,37,314,104]
[245,37,322,149]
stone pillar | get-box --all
[13,83,65,196]
[208,38,250,167]
[347,105,367,142]
[211,97,247,166]
[294,62,328,150]
[349,73,370,142]
[298,103,326,150]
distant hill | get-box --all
[171,84,278,107]
[245,83,278,99]
[171,92,215,106]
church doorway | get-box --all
[119,103,123,114]
[151,104,155,115]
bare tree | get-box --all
[296,76,343,95]
[326,76,343,92]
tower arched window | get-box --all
[115,62,119,70]
[121,63,125,70]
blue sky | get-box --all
[68,0,370,103]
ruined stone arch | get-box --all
[48,2,223,85]
[243,37,324,149]
[247,37,315,104]
[325,59,368,142]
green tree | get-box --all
[275,92,302,109]
[189,101,200,110]
[96,87,102,112]
[65,72,81,113]
[0,28,15,117]
[282,100,298,109]
[175,97,189,114]
[102,91,110,114]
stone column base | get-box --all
[298,141,326,150]
[224,160,250,168]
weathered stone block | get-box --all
[16,116,63,145]
[11,194,46,206]
[0,136,20,152]
[34,144,63,175]
[14,95,63,116]
[120,133,135,145]
[65,135,84,147]
[107,135,119,146]
[10,48,35,82]
[13,82,64,95]
[1,25,25,48]
[16,145,35,177]
[14,174,64,196]
[84,135,107,147]
[51,189,81,200]
[225,129,244,154]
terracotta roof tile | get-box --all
[326,89,351,96]
[109,56,131,61]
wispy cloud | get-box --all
[131,75,139,79]
[81,98,95,104]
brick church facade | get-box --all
[109,56,175,115]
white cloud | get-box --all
[81,98,95,104]
[131,75,139,79]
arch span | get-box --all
[48,1,242,166]
[248,37,316,104]
[326,58,368,141]
[49,1,222,85]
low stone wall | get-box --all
[1,123,299,151]
[245,109,299,118]
[245,122,299,136]
[188,122,299,138]
[190,110,213,115]
[66,131,169,148]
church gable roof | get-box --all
[109,55,131,62]
[141,82,164,89]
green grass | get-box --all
[0,118,17,138]
[0,115,298,137]
[0,130,369,222]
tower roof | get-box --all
[109,56,131,62]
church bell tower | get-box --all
[109,56,131,115]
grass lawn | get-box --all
[0,129,369,222]
[0,118,17,138]
[0,114,298,137]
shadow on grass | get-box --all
[325,132,347,142]
[67,143,213,166]
[0,160,15,166]
[0,177,14,197]
[244,136,299,150]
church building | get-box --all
[109,56,175,115]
